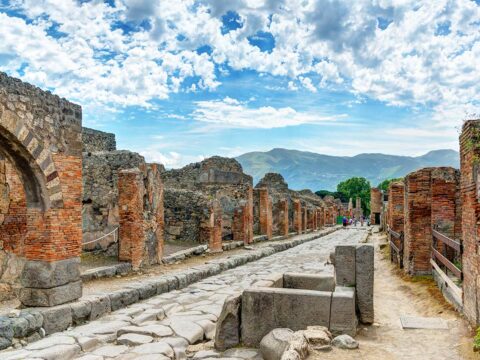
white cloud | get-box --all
[191,97,346,129]
[0,0,478,125]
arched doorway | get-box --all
[0,73,83,307]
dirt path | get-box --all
[310,230,478,360]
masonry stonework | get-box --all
[0,72,83,306]
[460,120,480,325]
[370,188,382,224]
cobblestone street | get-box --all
[0,228,367,360]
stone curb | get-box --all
[80,262,132,282]
[0,227,340,350]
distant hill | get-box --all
[236,148,460,191]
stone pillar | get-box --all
[246,185,254,244]
[233,203,248,244]
[302,207,308,232]
[460,120,480,325]
[259,188,272,240]
[293,200,302,234]
[118,169,145,269]
[404,168,433,275]
[370,188,382,224]
[20,154,83,307]
[274,199,289,236]
[210,200,223,252]
[388,181,405,234]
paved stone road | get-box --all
[1,228,367,360]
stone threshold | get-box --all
[0,227,340,351]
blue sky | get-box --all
[0,0,479,167]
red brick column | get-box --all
[293,200,302,234]
[388,181,405,234]
[302,207,308,232]
[274,199,289,236]
[370,188,382,224]
[118,169,145,269]
[210,200,223,252]
[246,185,254,244]
[404,168,433,275]
[259,188,272,240]
[460,120,480,324]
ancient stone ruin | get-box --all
[214,244,374,349]
[0,72,83,307]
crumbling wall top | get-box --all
[82,127,116,153]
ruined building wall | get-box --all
[370,188,382,224]
[82,150,146,251]
[118,164,164,269]
[0,72,83,306]
[403,167,461,276]
[460,120,480,325]
[387,181,405,235]
[0,159,27,300]
[404,168,433,275]
[82,127,116,153]
[163,157,253,244]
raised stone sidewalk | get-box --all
[0,227,368,360]
[0,227,343,352]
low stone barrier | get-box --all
[0,227,340,350]
[215,243,374,349]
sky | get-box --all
[0,0,479,168]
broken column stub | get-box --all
[215,293,242,351]
[334,245,356,287]
[19,258,82,307]
[355,244,374,324]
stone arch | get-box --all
[0,106,63,210]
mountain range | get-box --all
[235,148,460,191]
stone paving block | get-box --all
[132,341,175,357]
[117,333,153,346]
[109,288,140,311]
[170,318,205,344]
[93,344,129,357]
[88,295,111,321]
[40,305,72,335]
[283,272,335,292]
[355,244,374,324]
[70,300,92,325]
[330,286,357,337]
[335,245,356,286]
[33,343,81,360]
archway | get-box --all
[0,73,83,307]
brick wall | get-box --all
[460,120,480,325]
[404,168,434,275]
[293,200,302,234]
[370,188,382,224]
[258,188,273,239]
[118,165,164,269]
[388,181,405,234]
[273,198,289,236]
[0,160,27,256]
[403,167,460,276]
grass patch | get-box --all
[474,328,480,352]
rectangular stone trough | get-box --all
[241,272,356,347]
[215,244,374,349]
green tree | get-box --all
[336,177,371,215]
[377,178,403,192]
[315,190,348,203]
